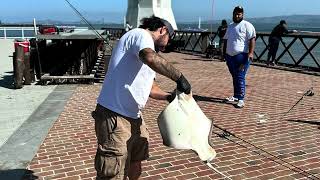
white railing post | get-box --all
[21,27,25,39]
[33,18,38,36]
[4,27,7,39]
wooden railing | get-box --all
[255,32,320,70]
[76,28,320,72]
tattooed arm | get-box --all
[139,48,181,81]
[139,48,191,94]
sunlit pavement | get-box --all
[20,52,320,179]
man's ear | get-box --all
[159,26,166,35]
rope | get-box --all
[206,162,232,180]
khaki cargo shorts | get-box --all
[92,104,149,180]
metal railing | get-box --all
[39,27,320,72]
[0,25,89,40]
[255,32,320,70]
[101,27,125,39]
[0,26,37,39]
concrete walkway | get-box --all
[0,40,76,179]
[0,39,55,147]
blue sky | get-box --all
[1,0,320,23]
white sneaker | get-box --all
[225,96,238,102]
[236,100,245,108]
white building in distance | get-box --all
[126,0,178,30]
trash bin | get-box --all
[14,39,30,53]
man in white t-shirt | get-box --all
[92,16,191,180]
[223,6,256,108]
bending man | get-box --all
[92,16,191,180]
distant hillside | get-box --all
[2,14,320,32]
[179,15,320,32]
[247,15,320,25]
[180,15,320,25]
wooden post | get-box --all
[23,52,32,85]
[13,45,25,89]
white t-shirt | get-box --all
[97,28,156,119]
[223,20,256,56]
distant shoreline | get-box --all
[1,22,320,33]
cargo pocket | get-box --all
[95,153,121,178]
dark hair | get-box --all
[233,6,244,13]
[221,19,227,25]
[139,15,166,31]
[280,20,287,25]
[139,15,175,37]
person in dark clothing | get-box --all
[267,20,297,65]
[217,20,228,59]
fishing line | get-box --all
[212,123,320,180]
[210,0,215,34]
[206,162,232,180]
[64,0,113,50]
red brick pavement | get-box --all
[26,52,320,179]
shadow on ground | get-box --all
[183,57,216,62]
[0,169,38,180]
[287,119,320,126]
[193,94,243,108]
[0,73,14,89]
[193,94,228,104]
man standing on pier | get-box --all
[223,6,256,108]
[92,16,191,180]
[267,20,297,66]
[217,19,228,60]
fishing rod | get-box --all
[279,86,314,121]
[212,123,319,180]
[64,0,113,50]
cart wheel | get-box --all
[40,80,48,86]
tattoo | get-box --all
[139,48,181,81]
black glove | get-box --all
[166,92,176,103]
[176,74,191,94]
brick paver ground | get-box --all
[26,52,320,180]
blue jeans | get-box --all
[225,53,250,100]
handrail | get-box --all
[0,26,88,40]
[0,27,38,39]
[102,27,320,72]
[5,26,317,72]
